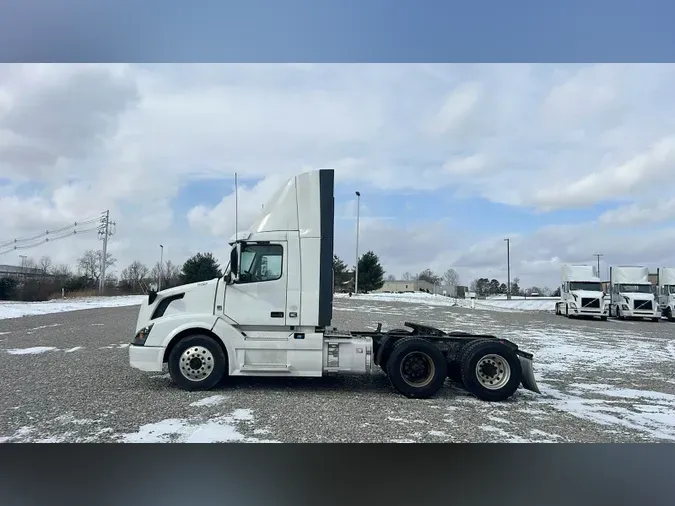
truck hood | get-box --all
[135,278,220,332]
[619,293,654,301]
[157,278,220,298]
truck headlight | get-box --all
[133,324,154,346]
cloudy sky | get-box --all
[1,63,675,289]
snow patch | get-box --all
[64,346,83,353]
[0,295,145,320]
[119,408,277,443]
[335,292,556,312]
[189,395,228,407]
[539,383,675,441]
[6,346,58,355]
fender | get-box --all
[210,317,247,375]
[145,313,220,348]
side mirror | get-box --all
[226,243,241,284]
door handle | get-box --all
[270,311,284,318]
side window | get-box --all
[238,243,284,284]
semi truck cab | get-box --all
[556,264,607,320]
[609,266,660,321]
[129,169,540,402]
[656,267,675,322]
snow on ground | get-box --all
[335,292,557,312]
[0,295,146,320]
[6,346,58,355]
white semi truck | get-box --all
[555,264,607,320]
[128,169,540,402]
[656,267,675,322]
[608,266,660,321]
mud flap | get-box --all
[518,355,541,394]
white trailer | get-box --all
[128,169,540,402]
[656,267,675,322]
[608,266,660,321]
[555,264,607,320]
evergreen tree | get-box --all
[333,255,350,289]
[357,251,385,292]
[181,252,222,284]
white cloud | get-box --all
[2,63,675,289]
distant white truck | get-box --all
[608,266,660,321]
[656,267,675,322]
[555,264,607,320]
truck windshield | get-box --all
[569,282,602,291]
[669,285,675,294]
[618,284,652,293]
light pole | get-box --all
[593,253,603,278]
[159,244,164,291]
[505,238,511,300]
[355,191,361,295]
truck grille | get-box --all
[581,298,600,309]
[633,300,653,311]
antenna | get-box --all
[234,172,239,242]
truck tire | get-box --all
[168,334,227,391]
[600,316,608,321]
[447,338,492,382]
[460,340,522,402]
[667,308,674,322]
[386,337,448,399]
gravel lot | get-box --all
[1,296,675,443]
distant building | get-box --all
[0,264,44,279]
[374,279,436,294]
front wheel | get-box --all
[460,340,522,402]
[386,337,448,399]
[168,334,227,391]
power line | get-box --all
[0,214,103,250]
[0,212,113,257]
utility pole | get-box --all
[355,191,361,295]
[505,238,511,300]
[159,244,164,291]
[593,253,603,278]
[19,254,27,279]
[98,210,115,295]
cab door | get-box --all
[223,241,289,327]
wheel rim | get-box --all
[475,354,511,390]
[179,345,215,382]
[399,351,435,388]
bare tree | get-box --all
[151,260,182,288]
[402,272,412,281]
[23,257,37,270]
[417,269,441,284]
[121,260,149,291]
[78,249,116,285]
[38,256,52,275]
[442,268,459,290]
[386,274,396,281]
[51,263,72,278]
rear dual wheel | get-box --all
[459,340,522,402]
[385,337,447,399]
